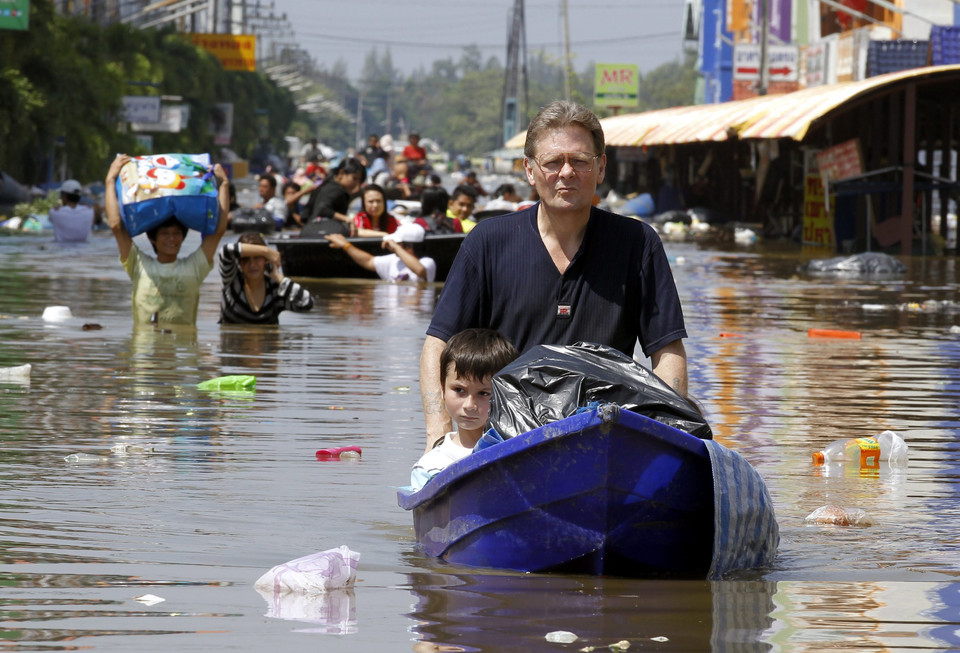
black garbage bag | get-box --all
[230,207,276,234]
[489,341,713,440]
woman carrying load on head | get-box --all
[353,183,400,237]
[104,153,230,326]
[218,233,314,325]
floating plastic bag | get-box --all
[197,374,256,391]
[489,342,712,440]
[115,153,220,236]
[805,505,874,526]
[254,545,360,595]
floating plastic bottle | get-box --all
[812,430,908,467]
[197,375,256,391]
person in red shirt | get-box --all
[402,133,428,177]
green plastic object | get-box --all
[197,375,256,391]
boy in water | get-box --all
[410,328,517,490]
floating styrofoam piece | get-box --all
[133,594,166,606]
[0,364,31,381]
[545,631,579,643]
[42,306,73,322]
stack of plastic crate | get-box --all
[930,26,960,65]
[867,39,930,77]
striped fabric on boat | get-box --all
[704,441,780,579]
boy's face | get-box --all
[442,365,492,434]
[448,194,475,221]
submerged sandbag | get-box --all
[800,252,906,276]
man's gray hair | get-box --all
[524,100,605,159]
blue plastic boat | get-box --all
[398,405,717,577]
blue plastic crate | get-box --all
[930,26,960,65]
[868,39,930,77]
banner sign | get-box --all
[733,44,799,82]
[122,96,162,123]
[816,139,863,185]
[0,0,29,30]
[594,63,640,108]
[131,105,190,133]
[188,33,256,72]
[803,174,835,247]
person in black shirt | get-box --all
[304,158,367,232]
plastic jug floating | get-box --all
[812,430,908,467]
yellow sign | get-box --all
[802,174,835,247]
[189,34,256,72]
[594,63,639,108]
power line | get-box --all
[296,29,677,51]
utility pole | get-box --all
[562,0,572,100]
[501,0,526,146]
[758,0,770,95]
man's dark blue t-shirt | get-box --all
[427,204,686,358]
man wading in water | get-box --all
[419,100,689,452]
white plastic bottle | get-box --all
[812,430,908,467]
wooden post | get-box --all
[900,83,916,256]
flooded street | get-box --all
[1,230,959,651]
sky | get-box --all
[269,0,689,81]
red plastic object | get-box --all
[807,328,862,340]
[316,446,362,461]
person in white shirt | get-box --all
[254,174,286,230]
[409,328,518,490]
[325,223,437,282]
[48,179,94,242]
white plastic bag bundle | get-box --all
[254,545,359,595]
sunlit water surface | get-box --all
[1,231,958,652]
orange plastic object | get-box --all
[807,328,862,340]
[719,332,744,338]
[316,446,362,461]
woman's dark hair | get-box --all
[334,157,367,185]
[419,186,450,217]
[146,216,188,253]
[361,183,387,214]
[282,181,301,194]
[238,232,267,246]
[493,183,516,198]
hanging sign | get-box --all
[188,33,257,72]
[0,0,29,30]
[594,63,639,108]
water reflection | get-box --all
[406,570,777,652]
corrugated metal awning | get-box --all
[505,65,960,149]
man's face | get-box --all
[258,178,274,200]
[448,194,476,221]
[368,135,378,147]
[523,125,605,216]
[409,135,420,146]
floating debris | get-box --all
[805,504,874,526]
[82,323,103,330]
[133,594,165,606]
[545,631,579,644]
[608,641,631,651]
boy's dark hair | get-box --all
[146,216,188,252]
[440,328,518,387]
[493,183,516,198]
[259,173,277,189]
[282,180,301,194]
[450,184,477,202]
